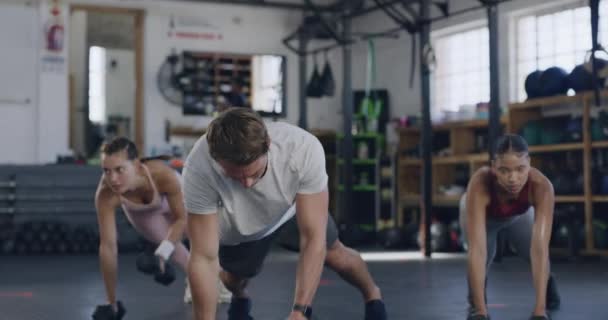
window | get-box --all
[432,26,490,118]
[513,2,608,101]
[252,55,285,116]
[88,46,106,124]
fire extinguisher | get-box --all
[46,2,64,52]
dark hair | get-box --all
[101,137,171,163]
[493,134,529,159]
[206,108,270,165]
[101,136,138,160]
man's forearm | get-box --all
[468,247,487,314]
[531,244,549,313]
[99,244,118,305]
[189,256,219,320]
[294,240,326,306]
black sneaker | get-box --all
[364,300,387,320]
[467,308,490,320]
[546,275,561,310]
[227,297,254,320]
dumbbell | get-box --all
[135,251,176,286]
[92,300,126,320]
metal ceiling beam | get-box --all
[173,0,317,11]
[344,0,414,19]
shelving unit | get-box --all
[396,118,507,225]
[180,51,252,115]
[395,91,608,255]
[508,90,608,255]
[336,132,384,239]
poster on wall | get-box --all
[40,0,66,74]
[167,14,224,41]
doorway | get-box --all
[68,5,144,160]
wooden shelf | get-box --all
[592,196,608,202]
[434,195,461,206]
[555,195,585,203]
[169,126,206,137]
[591,140,608,148]
[400,194,461,207]
[399,158,422,165]
[397,117,507,133]
[469,153,490,163]
[397,127,420,133]
[508,94,581,109]
[399,154,489,165]
[432,153,488,164]
[581,249,608,256]
[528,143,583,153]
[433,117,508,130]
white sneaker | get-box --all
[184,277,232,304]
[217,277,232,304]
[184,279,192,304]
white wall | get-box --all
[0,0,305,163]
[0,0,70,164]
[142,1,303,152]
[105,48,136,137]
[0,1,38,163]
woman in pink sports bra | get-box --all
[93,137,231,316]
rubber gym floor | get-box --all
[0,249,606,320]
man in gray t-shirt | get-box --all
[184,108,387,320]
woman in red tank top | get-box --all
[461,134,560,320]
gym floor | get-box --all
[1,250,606,320]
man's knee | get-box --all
[325,240,359,269]
[220,270,248,291]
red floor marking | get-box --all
[319,279,334,286]
[488,303,507,308]
[0,292,33,298]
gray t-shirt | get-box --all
[182,121,328,245]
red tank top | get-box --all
[486,172,532,219]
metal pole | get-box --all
[590,0,601,106]
[178,0,313,11]
[419,0,433,258]
[341,17,354,227]
[487,2,501,155]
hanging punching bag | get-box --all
[320,50,336,97]
[307,53,323,98]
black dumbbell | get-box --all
[92,300,126,320]
[154,263,176,286]
[136,251,176,286]
[136,251,159,275]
